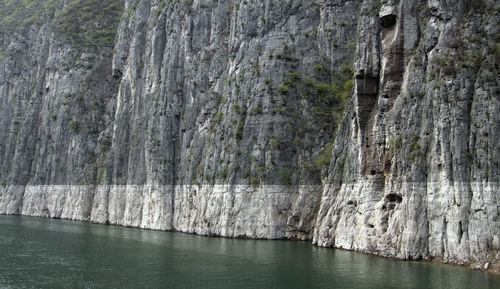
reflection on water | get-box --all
[0,215,498,289]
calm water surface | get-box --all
[0,215,498,289]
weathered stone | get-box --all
[0,0,498,270]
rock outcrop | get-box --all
[313,0,500,269]
[0,0,498,270]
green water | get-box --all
[0,216,498,289]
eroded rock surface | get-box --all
[0,0,498,269]
[313,0,500,269]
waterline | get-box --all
[1,215,499,289]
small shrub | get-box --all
[251,176,260,187]
[214,111,223,123]
[277,84,289,94]
[250,105,263,115]
[288,70,300,81]
[151,139,161,150]
[234,122,244,140]
[274,106,286,114]
[255,166,266,177]
[278,168,293,185]
[314,63,329,77]
[467,49,484,68]
[313,82,331,94]
[389,136,403,151]
[220,168,228,180]
[232,104,240,113]
[269,133,282,150]
[194,164,203,180]
[345,40,357,52]
[68,120,79,131]
[315,142,334,169]
[431,55,449,68]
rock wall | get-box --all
[313,0,500,269]
[0,0,122,216]
[0,0,498,270]
[1,0,360,239]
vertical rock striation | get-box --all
[0,0,498,270]
[313,0,499,268]
[1,0,361,238]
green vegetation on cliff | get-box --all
[56,0,123,48]
[0,0,57,32]
[0,0,123,49]
[279,58,353,134]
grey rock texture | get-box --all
[1,0,360,238]
[313,0,500,269]
[0,0,498,270]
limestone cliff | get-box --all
[0,0,498,271]
[313,0,500,270]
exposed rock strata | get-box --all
[313,0,500,269]
[0,0,498,270]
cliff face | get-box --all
[0,0,122,218]
[1,0,360,238]
[313,0,500,268]
[0,0,498,269]
[104,0,360,237]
